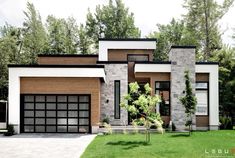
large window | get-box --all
[195,82,208,115]
[127,54,149,61]
[155,81,170,116]
[114,80,120,119]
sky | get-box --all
[0,0,235,46]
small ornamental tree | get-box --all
[120,82,163,143]
[179,70,197,135]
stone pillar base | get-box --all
[209,125,219,130]
[92,126,99,134]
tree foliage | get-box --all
[22,2,48,63]
[46,16,79,54]
[148,18,199,61]
[183,0,234,60]
[85,0,140,48]
[121,82,163,143]
[0,25,23,99]
[179,71,197,135]
[211,46,235,118]
[78,24,93,54]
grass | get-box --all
[81,130,235,158]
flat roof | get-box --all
[98,38,157,41]
[38,54,98,57]
[171,46,196,49]
[8,64,104,68]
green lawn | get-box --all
[81,130,235,158]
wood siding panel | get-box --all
[161,116,170,125]
[20,77,100,126]
[38,57,98,65]
[108,49,154,61]
[196,73,209,81]
[196,116,209,127]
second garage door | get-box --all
[20,94,90,133]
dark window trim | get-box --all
[195,81,209,116]
[127,54,149,62]
[155,81,171,116]
[114,80,121,119]
[20,94,91,133]
[8,64,104,68]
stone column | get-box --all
[169,46,196,131]
[100,63,128,125]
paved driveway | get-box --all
[0,134,96,158]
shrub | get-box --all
[102,116,110,124]
[220,116,233,129]
[172,123,176,131]
[4,124,15,136]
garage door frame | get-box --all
[20,94,91,133]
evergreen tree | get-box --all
[179,70,197,135]
[22,2,48,63]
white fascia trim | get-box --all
[8,67,106,133]
[134,64,171,73]
[99,41,156,61]
[196,65,219,127]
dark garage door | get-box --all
[20,94,90,133]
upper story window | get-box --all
[127,54,149,62]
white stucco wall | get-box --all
[98,40,156,61]
[8,67,106,133]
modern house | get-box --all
[8,38,219,134]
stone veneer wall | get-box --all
[100,64,128,125]
[169,47,196,131]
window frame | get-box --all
[155,81,171,116]
[195,81,209,116]
[114,80,121,119]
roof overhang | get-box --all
[8,66,106,82]
[134,62,218,73]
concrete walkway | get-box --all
[0,134,96,158]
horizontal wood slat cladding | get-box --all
[196,73,209,81]
[196,116,209,127]
[38,57,98,65]
[108,49,154,61]
[128,62,135,82]
[20,77,100,126]
[161,116,170,125]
